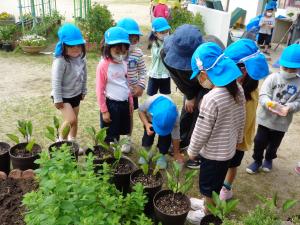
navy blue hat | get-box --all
[279,44,300,68]
[224,39,269,80]
[191,42,242,86]
[164,24,203,70]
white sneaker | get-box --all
[121,143,131,153]
[190,198,205,210]
[186,209,205,225]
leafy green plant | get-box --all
[169,8,205,34]
[76,3,114,44]
[206,191,239,221]
[242,205,281,225]
[0,24,18,43]
[23,145,152,225]
[166,161,197,195]
[138,148,162,176]
[0,12,15,20]
[45,116,70,142]
[19,34,47,46]
[6,120,36,152]
[85,126,109,149]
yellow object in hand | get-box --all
[266,101,275,108]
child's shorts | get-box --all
[257,33,272,46]
[199,156,230,198]
[228,150,245,168]
[147,77,171,96]
[51,93,82,108]
[100,98,130,143]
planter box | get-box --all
[20,45,46,54]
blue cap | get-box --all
[190,42,242,86]
[54,23,85,57]
[224,39,269,80]
[265,1,276,10]
[152,17,171,32]
[148,96,178,136]
[117,18,143,36]
[104,27,130,45]
[164,24,203,70]
[279,44,300,69]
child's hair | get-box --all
[100,38,130,59]
[62,44,86,62]
[238,63,259,101]
[224,80,240,103]
[148,31,160,50]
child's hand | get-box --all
[55,102,64,109]
[103,112,111,123]
[267,101,290,116]
[145,123,154,136]
[133,86,144,97]
[185,98,196,113]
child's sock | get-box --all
[68,136,76,142]
[223,181,232,190]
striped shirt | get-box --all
[188,85,246,161]
[127,47,147,92]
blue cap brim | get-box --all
[207,58,242,86]
[279,58,300,69]
[128,30,143,36]
[106,39,131,45]
[190,69,199,80]
[155,25,171,32]
[244,54,269,80]
[65,39,86,45]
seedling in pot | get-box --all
[85,126,109,150]
[6,120,36,152]
[45,116,70,142]
[167,161,197,200]
[139,148,163,176]
[110,138,128,169]
[207,191,239,221]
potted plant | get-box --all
[6,120,41,170]
[130,148,164,216]
[0,24,17,52]
[203,191,239,225]
[154,161,197,225]
[46,116,79,160]
[19,34,47,54]
[0,12,15,25]
[0,142,10,175]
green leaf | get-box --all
[180,181,193,194]
[282,199,297,212]
[224,199,239,215]
[272,192,278,207]
[6,134,19,144]
[173,161,181,178]
[26,121,33,137]
[53,116,60,129]
[114,149,122,160]
[45,132,55,142]
[139,149,149,163]
[153,165,160,175]
[141,164,149,175]
[151,152,162,163]
[17,120,27,138]
[46,126,55,136]
[62,124,70,137]
[212,191,222,208]
[26,139,35,152]
[207,203,219,217]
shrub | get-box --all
[0,24,18,43]
[169,8,205,34]
[23,145,152,225]
[76,3,114,44]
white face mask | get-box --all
[280,68,298,79]
[129,44,138,52]
[111,53,126,63]
[200,78,214,89]
[157,33,169,41]
[266,12,273,17]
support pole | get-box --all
[18,0,24,32]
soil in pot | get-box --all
[9,143,41,170]
[0,178,37,225]
[130,169,163,217]
[48,141,79,161]
[200,214,222,225]
[0,142,10,175]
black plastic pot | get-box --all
[2,43,13,52]
[105,156,137,195]
[153,190,190,225]
[9,142,41,170]
[130,169,163,217]
[48,141,79,161]
[200,214,222,225]
[0,142,10,175]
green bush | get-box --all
[169,8,205,34]
[23,145,152,225]
[0,24,18,43]
[77,3,114,44]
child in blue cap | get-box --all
[116,18,147,153]
[147,17,171,96]
[247,44,300,174]
[220,38,269,200]
[96,27,133,144]
[187,42,245,222]
[139,94,183,169]
[51,23,87,142]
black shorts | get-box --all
[257,33,272,46]
[133,97,139,110]
[199,156,230,198]
[100,98,130,143]
[147,77,171,96]
[51,93,82,108]
[228,150,245,168]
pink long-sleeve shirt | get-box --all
[96,58,133,113]
[153,3,169,19]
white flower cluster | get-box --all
[20,34,47,47]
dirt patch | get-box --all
[0,178,37,225]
